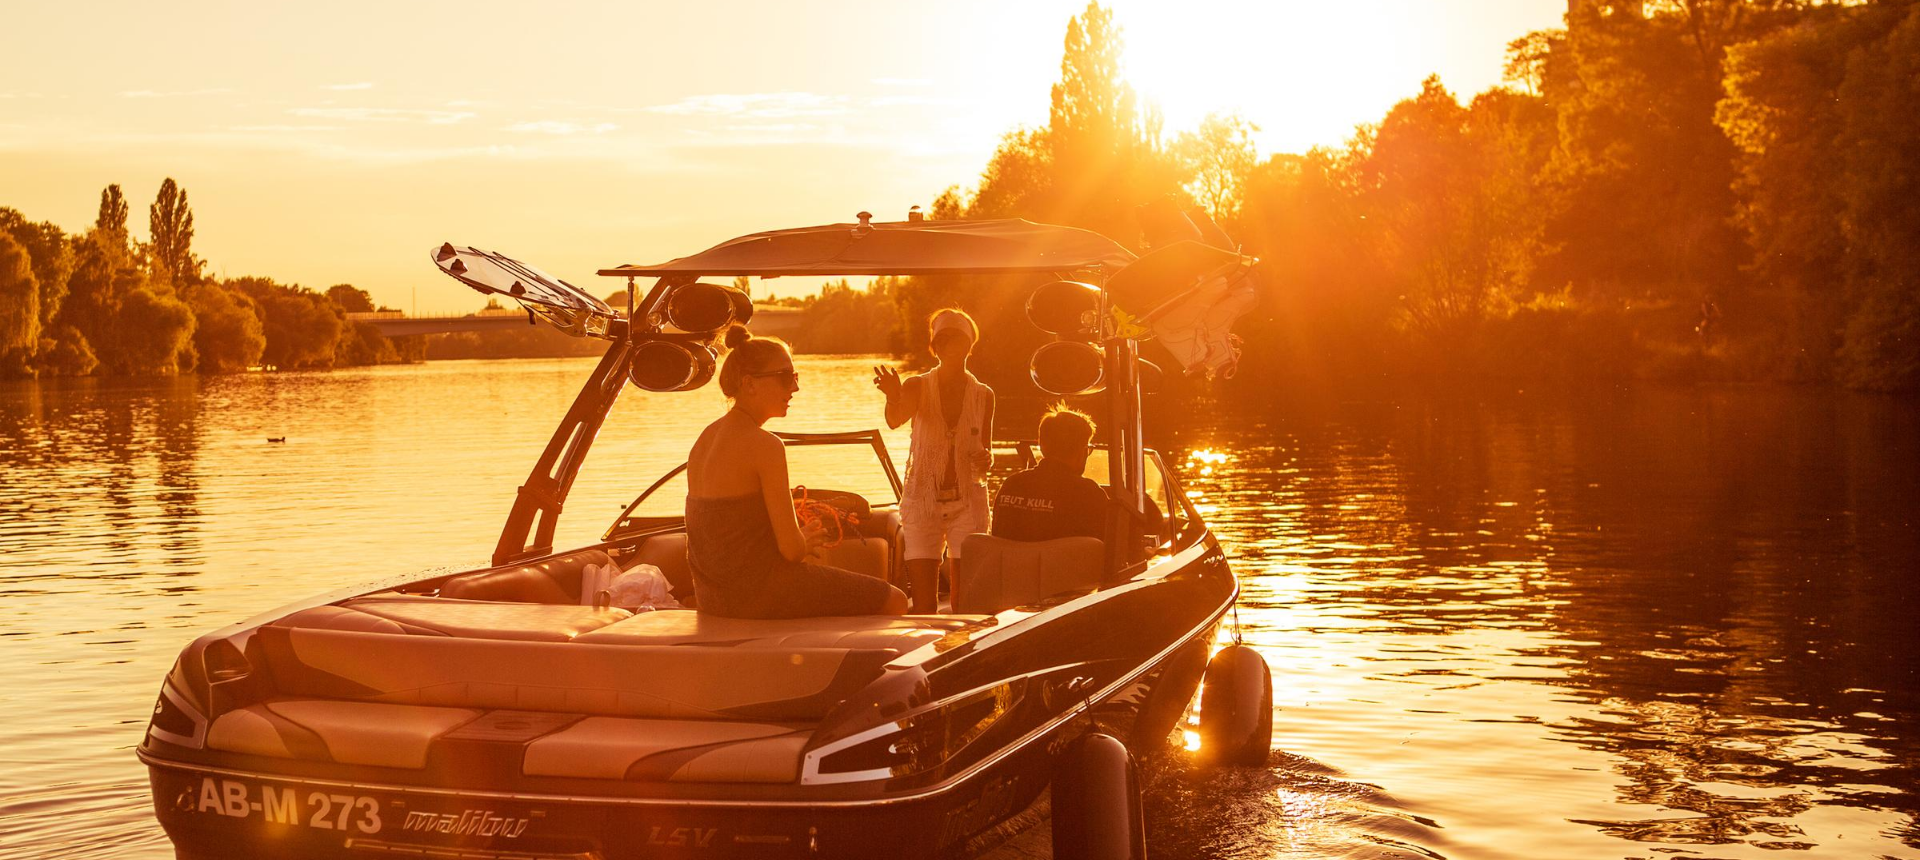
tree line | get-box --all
[874,0,1919,393]
[0,181,424,377]
[8,1,1912,391]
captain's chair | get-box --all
[952,535,1104,614]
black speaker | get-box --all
[1031,341,1106,395]
[664,283,738,333]
[629,340,717,392]
[1027,280,1101,340]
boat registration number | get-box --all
[189,777,383,834]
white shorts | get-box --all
[901,492,989,561]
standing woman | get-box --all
[685,325,909,618]
[873,309,995,613]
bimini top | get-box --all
[598,217,1138,278]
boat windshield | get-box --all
[607,432,902,536]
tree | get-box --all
[1830,4,1920,390]
[148,178,200,291]
[1539,8,1745,301]
[56,233,141,366]
[325,283,375,313]
[95,184,131,257]
[113,287,196,374]
[0,232,39,374]
[0,207,75,329]
[230,277,344,369]
[183,282,265,373]
[1174,113,1259,223]
[1717,2,1915,386]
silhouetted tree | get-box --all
[0,232,39,374]
[95,184,131,256]
[325,283,375,313]
[112,287,196,374]
[0,207,74,330]
[1719,2,1920,389]
[56,233,139,367]
[229,276,343,369]
[183,282,265,373]
[148,178,200,291]
[1175,114,1258,223]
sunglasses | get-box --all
[747,369,800,386]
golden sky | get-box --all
[0,0,1564,311]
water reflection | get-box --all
[1,363,1915,859]
[1163,386,1919,858]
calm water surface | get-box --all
[1,357,1914,859]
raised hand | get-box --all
[872,365,903,401]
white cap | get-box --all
[930,309,978,342]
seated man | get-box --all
[991,407,1109,542]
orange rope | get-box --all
[793,486,861,550]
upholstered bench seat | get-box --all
[574,610,987,651]
[207,700,481,769]
[255,626,894,721]
[274,595,631,642]
[522,716,812,783]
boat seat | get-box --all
[254,627,895,721]
[631,533,893,606]
[630,534,696,605]
[206,700,480,769]
[273,595,630,642]
[438,549,615,604]
[575,609,986,651]
[953,535,1104,614]
[522,716,812,783]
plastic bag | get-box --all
[602,564,684,612]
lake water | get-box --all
[1,356,1915,859]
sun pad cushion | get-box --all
[522,717,811,783]
[256,626,894,721]
[206,701,481,769]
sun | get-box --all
[1110,0,1544,156]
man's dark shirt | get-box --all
[991,460,1108,542]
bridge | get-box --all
[347,305,803,338]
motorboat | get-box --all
[140,212,1273,859]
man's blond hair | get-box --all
[1039,404,1095,450]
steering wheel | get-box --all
[792,487,866,550]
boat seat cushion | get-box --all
[255,627,895,721]
[953,535,1104,614]
[522,717,812,783]
[631,535,891,606]
[630,534,696,606]
[574,609,987,651]
[438,549,615,604]
[206,700,480,769]
[273,596,630,642]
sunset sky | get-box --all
[1,0,1565,312]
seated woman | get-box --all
[684,325,910,618]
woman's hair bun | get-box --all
[723,323,752,350]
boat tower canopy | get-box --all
[598,217,1138,278]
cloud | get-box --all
[322,82,375,91]
[645,92,851,119]
[504,120,619,135]
[120,88,233,98]
[229,124,345,133]
[288,107,476,124]
[870,77,933,87]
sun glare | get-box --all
[1115,0,1542,154]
